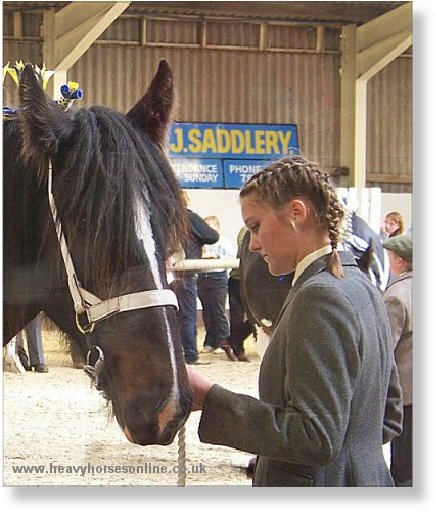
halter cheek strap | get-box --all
[47,160,178,335]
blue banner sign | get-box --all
[169,122,298,189]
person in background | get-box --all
[187,155,403,487]
[380,211,405,240]
[3,335,26,374]
[382,235,413,487]
[227,226,256,362]
[198,216,237,361]
[15,314,48,373]
[172,191,219,365]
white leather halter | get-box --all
[47,161,178,334]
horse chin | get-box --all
[122,415,187,446]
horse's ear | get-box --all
[19,63,73,161]
[127,59,174,146]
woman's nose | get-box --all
[249,234,261,252]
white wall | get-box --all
[186,189,413,246]
[381,193,413,233]
[185,189,245,249]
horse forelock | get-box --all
[51,105,187,291]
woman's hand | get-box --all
[186,368,213,411]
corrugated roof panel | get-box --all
[22,12,42,37]
[145,18,199,45]
[98,16,141,42]
[268,24,316,51]
[206,20,259,47]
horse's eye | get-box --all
[77,218,87,232]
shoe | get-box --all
[18,350,31,371]
[33,364,49,373]
[237,351,250,362]
[4,339,26,374]
[246,457,257,479]
[186,360,211,366]
[220,341,238,362]
[202,345,216,353]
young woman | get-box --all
[381,211,405,239]
[187,155,403,487]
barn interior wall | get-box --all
[3,11,412,193]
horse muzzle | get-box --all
[119,390,192,446]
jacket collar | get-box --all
[273,251,358,330]
[292,250,358,292]
[385,271,412,290]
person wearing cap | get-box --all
[382,234,413,486]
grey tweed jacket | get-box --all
[383,272,412,405]
[199,251,403,486]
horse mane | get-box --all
[49,104,187,289]
[3,101,183,293]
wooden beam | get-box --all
[316,25,325,54]
[13,12,22,39]
[55,2,130,70]
[340,24,357,187]
[260,22,268,52]
[358,29,412,80]
[357,3,412,80]
[357,3,412,52]
[354,79,368,189]
[339,4,412,189]
[200,20,206,49]
[366,173,412,184]
[141,17,147,46]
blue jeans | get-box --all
[197,273,230,349]
[173,275,199,363]
[15,316,45,366]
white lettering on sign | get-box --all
[228,164,264,174]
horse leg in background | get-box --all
[69,340,87,369]
[256,329,271,360]
[3,336,26,374]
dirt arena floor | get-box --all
[3,328,261,486]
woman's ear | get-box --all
[285,199,309,227]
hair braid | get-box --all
[240,155,345,279]
[325,183,345,278]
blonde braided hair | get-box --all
[240,155,345,279]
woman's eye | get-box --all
[249,224,259,233]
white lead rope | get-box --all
[177,426,187,486]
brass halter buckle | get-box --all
[75,312,96,334]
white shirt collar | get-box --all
[292,243,343,286]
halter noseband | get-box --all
[47,160,178,381]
